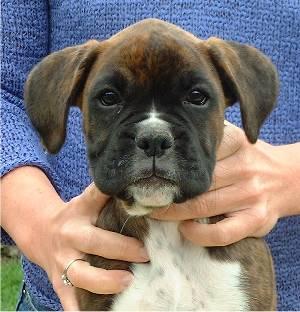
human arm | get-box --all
[1,0,52,244]
[152,122,300,246]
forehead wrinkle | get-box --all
[119,34,188,87]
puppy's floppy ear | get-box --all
[25,40,101,153]
[205,38,279,143]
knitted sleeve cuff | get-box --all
[1,90,55,245]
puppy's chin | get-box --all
[124,177,179,216]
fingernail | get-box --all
[139,247,149,261]
[122,274,134,287]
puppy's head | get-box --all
[25,19,278,216]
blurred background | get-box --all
[1,245,22,310]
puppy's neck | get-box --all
[96,198,149,241]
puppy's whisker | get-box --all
[120,215,133,234]
[212,172,217,213]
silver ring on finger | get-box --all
[61,258,86,287]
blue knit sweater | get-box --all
[1,0,300,310]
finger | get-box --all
[179,210,259,246]
[217,121,246,161]
[209,154,246,191]
[55,285,79,311]
[151,182,255,220]
[73,226,149,262]
[67,260,134,294]
[76,183,110,214]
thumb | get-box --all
[217,120,247,161]
[75,182,110,215]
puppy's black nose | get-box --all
[136,133,173,157]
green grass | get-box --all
[1,258,23,311]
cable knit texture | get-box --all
[1,0,299,310]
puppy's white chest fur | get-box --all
[112,220,248,311]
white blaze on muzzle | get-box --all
[128,107,179,215]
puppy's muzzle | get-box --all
[135,129,174,158]
[134,113,174,158]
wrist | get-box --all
[1,166,65,267]
[268,142,300,218]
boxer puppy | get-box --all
[25,19,278,311]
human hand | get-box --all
[26,183,148,310]
[152,122,300,246]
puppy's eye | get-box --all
[185,89,208,106]
[99,90,122,106]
